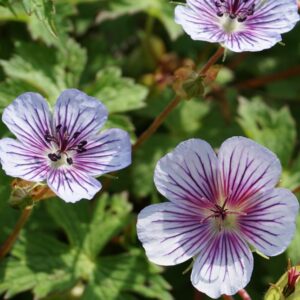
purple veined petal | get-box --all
[73,128,131,176]
[223,30,282,53]
[238,188,299,256]
[137,202,213,266]
[53,89,108,143]
[2,92,52,151]
[175,2,225,44]
[191,230,253,299]
[175,0,299,53]
[218,136,281,206]
[47,167,101,203]
[154,139,220,207]
[0,138,49,181]
[248,0,300,35]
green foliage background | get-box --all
[0,0,299,299]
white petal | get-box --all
[239,188,299,256]
[47,168,101,203]
[137,202,211,266]
[154,139,219,207]
[74,128,131,176]
[175,3,225,44]
[218,136,281,206]
[0,138,49,181]
[191,231,253,299]
[53,89,108,141]
[2,92,52,151]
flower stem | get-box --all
[0,206,33,260]
[133,46,224,151]
[222,295,234,300]
[238,289,252,300]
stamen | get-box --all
[78,140,87,148]
[48,153,60,162]
[214,0,256,23]
[67,157,73,165]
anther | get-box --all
[56,124,62,132]
[73,132,81,139]
[78,141,87,148]
[48,153,60,162]
[77,148,87,153]
[67,157,73,165]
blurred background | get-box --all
[0,0,300,299]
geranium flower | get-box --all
[137,137,299,298]
[0,89,131,203]
[175,0,300,52]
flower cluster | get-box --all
[0,89,131,202]
[175,0,300,52]
[137,137,299,298]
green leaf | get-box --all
[287,214,300,265]
[0,39,86,106]
[237,97,296,167]
[46,193,132,259]
[85,67,148,113]
[132,134,180,198]
[106,0,182,40]
[22,0,56,36]
[0,194,171,299]
[104,114,137,142]
[82,250,172,300]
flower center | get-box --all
[44,124,88,166]
[202,197,246,231]
[214,0,256,24]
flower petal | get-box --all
[2,92,52,151]
[154,139,219,207]
[0,138,49,181]
[175,2,225,44]
[74,128,131,176]
[239,188,299,256]
[137,202,212,266]
[47,168,101,203]
[218,137,281,206]
[53,89,108,142]
[191,231,253,299]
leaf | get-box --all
[46,193,132,259]
[287,214,300,265]
[22,0,56,36]
[103,0,183,40]
[237,97,296,167]
[0,39,87,106]
[82,250,173,300]
[104,114,137,142]
[84,67,148,113]
[132,134,180,198]
[0,194,171,299]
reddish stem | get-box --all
[238,289,252,300]
[235,65,300,90]
[133,47,224,151]
[223,295,234,300]
[0,206,33,260]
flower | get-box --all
[0,89,131,203]
[137,137,299,298]
[175,0,300,52]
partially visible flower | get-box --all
[175,0,300,52]
[283,262,300,297]
[137,137,299,298]
[0,89,131,203]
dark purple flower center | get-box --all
[202,197,246,230]
[44,124,88,165]
[214,0,256,22]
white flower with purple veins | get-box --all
[0,89,131,203]
[137,137,299,298]
[175,0,300,52]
